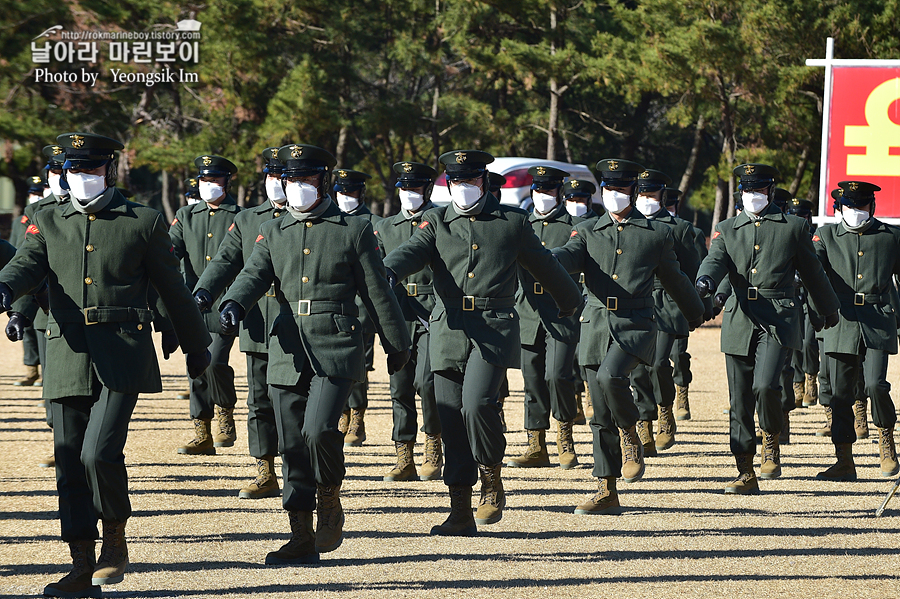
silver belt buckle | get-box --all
[534,282,543,295]
[748,287,758,301]
[462,296,475,311]
[579,273,585,284]
[854,292,865,306]
[83,306,99,325]
[406,283,418,297]
[298,300,311,316]
[606,297,618,311]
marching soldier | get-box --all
[218,144,410,564]
[813,181,899,480]
[695,163,839,494]
[507,166,583,470]
[375,161,443,481]
[194,148,288,498]
[184,177,200,205]
[486,172,512,431]
[333,168,379,447]
[170,155,242,455]
[553,159,704,515]
[787,197,821,409]
[383,150,582,536]
[630,170,701,455]
[0,132,211,597]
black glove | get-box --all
[0,283,13,313]
[712,305,722,318]
[703,307,714,322]
[385,268,398,289]
[186,349,211,379]
[695,275,715,299]
[386,349,411,375]
[688,315,704,331]
[793,271,802,289]
[219,300,244,336]
[713,293,728,310]
[823,311,839,330]
[194,289,213,312]
[161,329,179,359]
[34,282,50,314]
[5,312,29,342]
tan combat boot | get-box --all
[43,540,99,598]
[430,486,476,536]
[854,400,869,439]
[759,430,782,479]
[498,396,507,433]
[92,519,128,585]
[557,420,579,469]
[265,511,318,564]
[574,476,622,515]
[817,443,856,481]
[337,410,350,434]
[177,419,215,455]
[793,381,805,409]
[781,411,791,445]
[384,442,417,481]
[583,382,593,419]
[675,385,691,420]
[655,405,677,451]
[506,429,551,468]
[636,420,657,458]
[239,456,281,499]
[878,427,899,477]
[14,364,40,387]
[419,433,443,481]
[816,406,833,437]
[620,425,645,483]
[574,392,587,425]
[804,373,819,407]
[724,453,759,495]
[315,483,344,553]
[344,409,366,447]
[475,463,505,525]
[213,405,237,448]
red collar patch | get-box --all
[171,218,178,226]
[256,234,264,242]
[570,229,578,237]
[20,215,28,224]
[812,234,820,242]
[228,223,235,231]
[26,224,39,235]
[418,221,429,229]
[712,231,721,239]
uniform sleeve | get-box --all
[353,221,411,355]
[144,213,211,354]
[195,220,245,297]
[655,228,705,322]
[677,225,702,281]
[169,210,187,261]
[220,229,277,312]
[1,239,39,320]
[696,223,731,286]
[693,227,708,261]
[517,217,582,313]
[551,225,587,275]
[0,213,50,300]
[794,221,839,317]
[383,217,437,280]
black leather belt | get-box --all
[291,300,358,316]
[739,287,795,301]
[587,296,654,311]
[837,292,891,306]
[405,283,434,297]
[53,306,154,326]
[442,296,516,311]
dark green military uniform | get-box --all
[0,133,211,547]
[814,181,899,475]
[170,155,241,424]
[697,164,839,472]
[12,176,48,373]
[195,151,287,462]
[787,198,820,405]
[375,162,441,445]
[671,209,708,393]
[383,150,583,503]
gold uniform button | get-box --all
[303,249,310,255]
[274,212,281,217]
[206,255,211,261]
[412,221,418,226]
[302,276,309,283]
[209,210,216,216]
[612,274,618,280]
[858,251,864,256]
[755,221,760,227]
[542,241,546,246]
[467,272,474,278]
[469,217,476,222]
[46,330,51,337]
[858,274,863,279]
[207,233,213,238]
[543,222,548,227]
[617,226,623,231]
[751,268,757,273]
[88,214,96,221]
[472,244,478,250]
[754,244,760,250]
[579,316,584,322]
[84,277,92,285]
[86,244,94,252]
[137,324,143,331]
[616,249,622,255]
[306,222,313,228]
[351,325,356,331]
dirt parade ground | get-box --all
[1,324,899,598]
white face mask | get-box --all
[336,193,360,213]
[742,191,769,215]
[601,188,631,214]
[187,197,200,205]
[199,180,225,203]
[399,189,425,212]
[566,201,588,217]
[285,181,320,211]
[48,172,67,197]
[636,195,662,218]
[27,194,43,204]
[841,206,870,228]
[667,207,677,217]
[449,182,482,209]
[42,186,52,198]
[531,191,558,215]
[265,177,286,205]
[67,172,107,202]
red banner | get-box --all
[826,67,900,216]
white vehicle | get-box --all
[430,156,601,208]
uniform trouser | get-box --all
[269,363,353,513]
[817,339,831,407]
[51,375,137,542]
[671,336,691,388]
[347,333,375,411]
[246,352,279,459]
[37,329,52,428]
[633,331,678,421]
[189,332,237,420]
[725,329,789,456]
[828,348,897,445]
[779,355,796,413]
[433,351,507,487]
[390,326,440,442]
[22,325,39,366]
[573,350,584,389]
[521,325,578,430]
[585,343,642,479]
[792,319,819,383]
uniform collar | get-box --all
[192,194,239,214]
[835,217,883,236]
[348,203,372,216]
[281,196,345,229]
[443,192,501,223]
[732,203,785,228]
[528,202,567,223]
[652,207,676,224]
[60,188,131,218]
[593,207,652,231]
[393,202,433,226]
[254,201,281,214]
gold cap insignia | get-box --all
[848,182,859,191]
[337,170,348,179]
[70,134,84,149]
[202,156,212,166]
[536,166,546,176]
[640,171,650,179]
[51,145,63,156]
[608,160,619,171]
[792,199,800,205]
[402,162,413,173]
[744,165,756,175]
[189,178,197,186]
[455,152,466,164]
[571,180,580,189]
[290,145,302,159]
[31,176,42,183]
[838,189,844,196]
